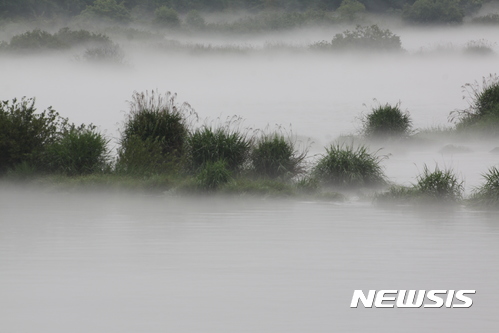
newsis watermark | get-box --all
[350,290,476,308]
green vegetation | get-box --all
[402,0,464,24]
[80,0,132,23]
[469,167,499,207]
[311,25,402,52]
[185,10,206,29]
[472,13,499,25]
[44,123,110,176]
[117,91,195,175]
[250,132,306,179]
[463,39,495,56]
[362,103,412,138]
[376,165,463,204]
[153,6,180,28]
[5,28,110,52]
[0,98,62,174]
[337,0,366,21]
[196,159,232,190]
[313,144,386,188]
[450,74,499,133]
[187,122,251,173]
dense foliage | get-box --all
[362,103,412,138]
[0,0,484,20]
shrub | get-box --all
[117,91,195,174]
[154,6,180,28]
[55,28,111,47]
[251,132,306,179]
[0,97,62,174]
[450,74,499,131]
[337,0,366,21]
[196,159,231,190]
[185,10,205,29]
[362,102,412,138]
[402,0,464,24]
[81,0,132,23]
[187,122,251,173]
[472,13,499,25]
[414,165,463,202]
[313,144,386,188]
[311,25,402,52]
[469,166,499,207]
[80,43,126,64]
[463,39,495,56]
[44,123,110,176]
[9,29,66,50]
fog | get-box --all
[2,21,499,332]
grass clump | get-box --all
[414,165,463,202]
[469,167,499,207]
[313,144,386,188]
[251,132,306,179]
[187,120,251,173]
[450,74,499,133]
[117,91,196,175]
[376,165,463,204]
[362,102,412,139]
[44,123,110,176]
[196,159,231,190]
[0,97,62,174]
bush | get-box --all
[362,102,412,138]
[154,6,180,28]
[80,43,126,64]
[9,29,66,50]
[472,13,499,25]
[414,165,463,202]
[463,39,495,56]
[81,0,132,23]
[469,166,499,207]
[196,159,231,190]
[251,132,306,179]
[450,74,499,131]
[187,122,251,173]
[7,28,111,51]
[402,0,464,24]
[311,25,402,52]
[313,144,386,188]
[185,10,205,29]
[44,124,110,176]
[0,97,62,174]
[337,0,366,21]
[117,91,195,174]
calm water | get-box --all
[1,187,498,332]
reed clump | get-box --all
[117,91,196,175]
[187,120,251,173]
[362,102,412,139]
[468,167,499,207]
[313,144,386,188]
[450,74,499,133]
[250,132,306,179]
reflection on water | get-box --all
[1,187,498,332]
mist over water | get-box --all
[2,22,499,332]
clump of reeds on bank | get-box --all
[468,167,499,207]
[361,102,413,139]
[450,74,499,134]
[313,143,387,189]
[375,165,464,205]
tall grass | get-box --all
[361,102,412,138]
[44,123,110,176]
[469,167,499,207]
[313,143,386,188]
[415,165,463,202]
[251,131,307,179]
[187,120,251,173]
[196,159,231,190]
[450,74,499,132]
[117,91,196,175]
